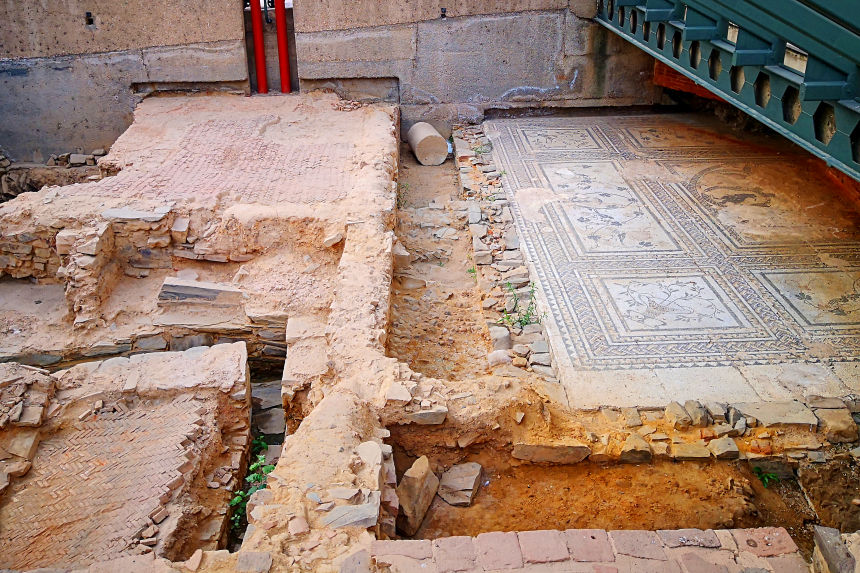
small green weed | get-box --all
[396,182,410,209]
[467,266,476,276]
[229,436,275,534]
[753,466,780,488]
[498,281,544,328]
[472,143,493,155]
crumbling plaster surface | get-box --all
[293,0,661,134]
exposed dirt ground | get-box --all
[410,453,817,556]
[798,457,860,533]
[387,145,490,380]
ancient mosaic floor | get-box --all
[485,114,860,407]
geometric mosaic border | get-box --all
[487,114,860,370]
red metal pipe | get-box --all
[274,0,292,93]
[250,0,268,94]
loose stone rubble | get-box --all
[0,151,101,203]
[437,462,482,507]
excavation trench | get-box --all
[387,143,491,380]
[382,148,860,563]
[386,427,860,559]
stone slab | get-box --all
[609,530,667,561]
[475,531,524,570]
[511,441,591,463]
[733,402,818,427]
[518,529,570,564]
[731,527,799,558]
[438,462,482,507]
[565,529,614,562]
[320,491,381,529]
[657,529,721,549]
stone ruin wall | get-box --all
[0,198,337,366]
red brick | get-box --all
[766,553,809,572]
[371,539,432,560]
[609,531,667,561]
[432,536,476,573]
[677,551,729,573]
[614,555,681,573]
[566,529,615,562]
[657,529,720,549]
[518,530,571,564]
[730,528,798,557]
[475,531,523,570]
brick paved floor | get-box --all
[370,527,808,572]
[0,343,250,570]
[0,397,200,570]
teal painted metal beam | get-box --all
[596,0,860,181]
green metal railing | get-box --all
[596,0,860,181]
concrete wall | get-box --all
[0,0,248,161]
[292,0,661,134]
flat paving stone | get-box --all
[371,539,433,560]
[657,529,721,548]
[609,530,667,560]
[475,531,524,570]
[565,529,615,562]
[518,529,570,564]
[733,402,818,427]
[368,527,806,572]
[433,536,477,572]
[731,527,799,557]
[485,114,860,408]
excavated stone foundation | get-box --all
[0,92,857,572]
[0,343,250,569]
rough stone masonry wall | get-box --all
[293,0,662,134]
[0,0,248,162]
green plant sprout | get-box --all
[498,281,544,328]
[229,437,275,533]
[396,181,410,209]
[753,466,780,488]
